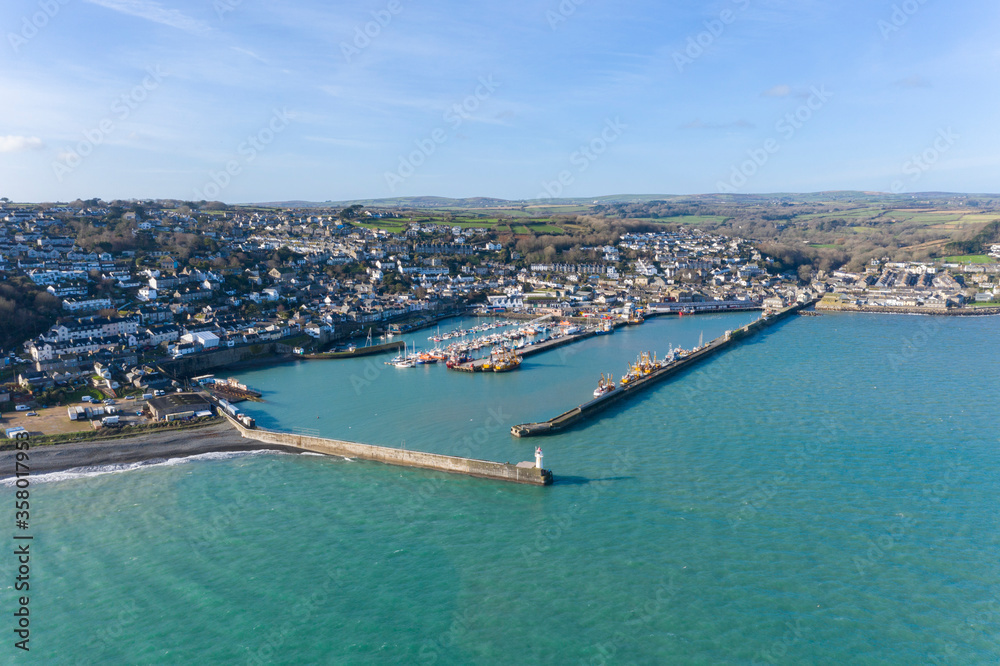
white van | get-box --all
[15,405,29,411]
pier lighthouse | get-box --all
[535,447,543,469]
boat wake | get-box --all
[0,450,290,486]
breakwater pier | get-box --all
[226,417,553,486]
[511,299,817,437]
[449,328,599,372]
[302,340,406,360]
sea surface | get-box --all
[9,312,1000,664]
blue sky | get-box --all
[1,0,999,202]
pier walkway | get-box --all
[511,299,817,437]
[450,328,599,372]
[224,417,553,486]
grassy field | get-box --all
[886,210,964,225]
[645,215,731,225]
[957,213,1000,223]
[530,225,566,234]
[942,255,996,264]
[354,222,406,233]
[795,207,885,220]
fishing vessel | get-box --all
[593,373,616,397]
[488,348,522,373]
[445,353,472,369]
[594,320,614,335]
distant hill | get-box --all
[245,191,997,210]
[945,219,1000,254]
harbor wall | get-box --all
[230,420,552,486]
[303,340,405,360]
[160,343,290,377]
[512,299,815,437]
[816,301,1000,316]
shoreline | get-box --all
[170,311,469,376]
[0,421,302,477]
[817,303,1000,316]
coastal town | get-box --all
[0,198,998,440]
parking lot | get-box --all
[3,399,152,437]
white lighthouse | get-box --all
[535,447,543,469]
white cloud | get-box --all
[84,0,211,35]
[0,136,44,153]
[761,84,791,98]
[231,47,268,64]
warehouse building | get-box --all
[146,393,211,422]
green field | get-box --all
[643,215,731,225]
[354,222,405,233]
[942,255,996,264]
[795,207,884,221]
[530,225,566,234]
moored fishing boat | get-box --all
[593,373,616,397]
[489,347,522,372]
[595,320,614,335]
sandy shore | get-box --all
[0,421,302,477]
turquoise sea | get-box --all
[9,312,1000,664]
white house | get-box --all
[62,297,112,313]
[180,331,220,350]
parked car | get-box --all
[125,395,136,400]
[15,405,29,411]
[25,412,38,417]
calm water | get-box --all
[11,313,1000,664]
